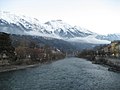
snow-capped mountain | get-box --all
[0,11,115,44]
[0,11,94,38]
[96,34,120,41]
[43,20,95,38]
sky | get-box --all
[0,0,120,35]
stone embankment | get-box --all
[0,63,41,73]
[92,56,120,72]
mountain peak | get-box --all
[0,11,115,44]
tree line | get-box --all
[0,32,65,66]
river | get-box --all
[0,57,120,90]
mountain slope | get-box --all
[0,11,116,44]
[0,11,94,38]
[96,34,120,41]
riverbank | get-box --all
[0,63,42,73]
[77,55,120,72]
[0,53,66,73]
[0,57,65,73]
[91,56,120,72]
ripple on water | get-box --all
[0,57,120,90]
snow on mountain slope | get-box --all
[0,11,41,27]
[43,20,96,38]
[0,11,46,34]
[0,11,111,44]
[96,33,120,41]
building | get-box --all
[109,41,120,57]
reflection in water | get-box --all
[0,57,120,90]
